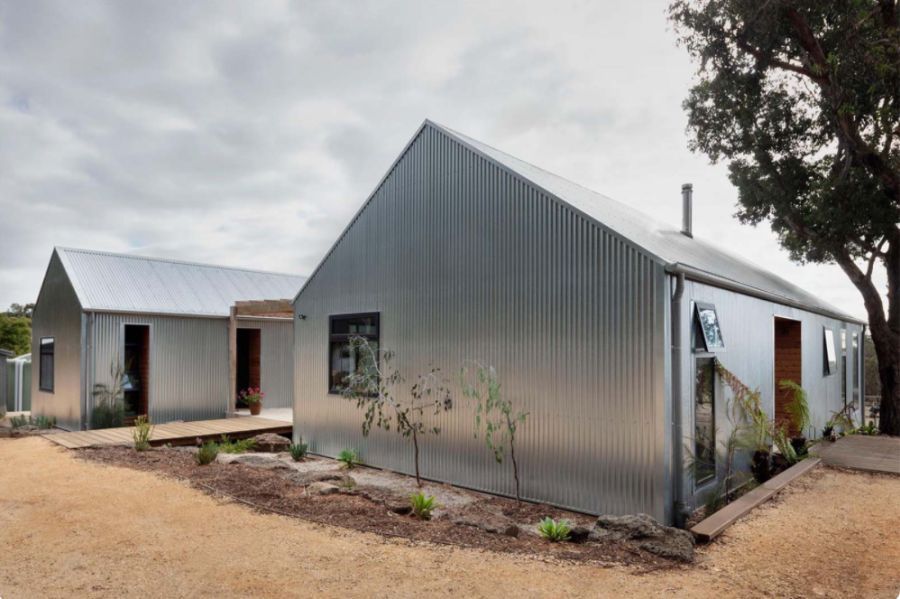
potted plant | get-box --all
[239,387,264,416]
[780,380,810,456]
[739,407,774,483]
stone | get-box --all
[289,471,354,486]
[222,454,291,470]
[250,433,291,453]
[307,481,340,496]
[452,515,520,537]
[594,513,694,562]
[568,525,592,543]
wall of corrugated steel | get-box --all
[676,278,864,510]
[237,318,293,409]
[294,125,670,520]
[30,252,84,431]
[89,313,230,424]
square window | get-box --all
[328,313,379,393]
[694,302,725,352]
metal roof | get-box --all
[432,121,862,324]
[55,247,306,318]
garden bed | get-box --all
[75,445,686,569]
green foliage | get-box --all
[779,380,811,436]
[9,414,28,428]
[858,421,879,436]
[537,517,571,542]
[0,314,30,356]
[91,362,126,429]
[289,441,309,461]
[827,405,856,435]
[409,492,437,520]
[132,415,153,451]
[341,336,453,485]
[9,414,56,429]
[196,441,219,465]
[773,426,799,465]
[216,435,256,454]
[460,363,528,501]
[337,448,359,469]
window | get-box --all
[694,357,716,486]
[840,330,848,404]
[852,332,860,404]
[39,337,54,392]
[823,327,837,375]
[329,313,379,393]
[693,302,725,352]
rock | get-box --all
[452,515,520,537]
[307,481,340,496]
[250,433,291,453]
[288,471,354,486]
[594,513,694,562]
[568,525,591,543]
[386,500,413,515]
[222,454,291,470]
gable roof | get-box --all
[55,247,305,318]
[434,121,861,324]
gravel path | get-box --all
[0,437,898,598]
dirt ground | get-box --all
[1,437,898,598]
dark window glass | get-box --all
[694,302,725,352]
[694,357,716,485]
[840,330,847,404]
[851,333,860,403]
[39,337,54,392]
[329,313,379,393]
[824,328,837,375]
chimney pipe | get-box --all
[681,183,693,238]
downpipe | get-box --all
[671,273,686,527]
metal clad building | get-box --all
[293,121,864,523]
[31,248,304,430]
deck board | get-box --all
[43,417,291,449]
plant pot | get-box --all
[751,450,771,483]
[790,436,807,457]
[249,402,262,416]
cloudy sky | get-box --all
[0,1,880,319]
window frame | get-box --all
[693,355,717,488]
[693,301,726,353]
[327,312,380,395]
[39,337,55,393]
[823,327,837,376]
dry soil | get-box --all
[0,436,898,598]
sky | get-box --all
[0,0,882,320]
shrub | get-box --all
[337,448,359,469]
[91,362,127,429]
[216,435,256,454]
[858,421,879,435]
[409,492,437,520]
[537,517,571,542]
[9,414,57,429]
[779,380,811,436]
[196,441,219,465]
[773,426,799,465]
[289,441,309,461]
[33,415,57,429]
[132,415,153,451]
[10,414,29,429]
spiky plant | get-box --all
[537,517,571,542]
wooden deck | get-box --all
[44,416,292,449]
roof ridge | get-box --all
[55,246,304,279]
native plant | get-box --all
[409,492,437,520]
[338,448,359,469]
[773,426,799,465]
[196,441,219,465]
[341,336,453,486]
[460,363,528,502]
[10,414,57,429]
[290,440,309,461]
[779,380,811,438]
[91,362,126,429]
[216,435,256,454]
[132,415,153,451]
[537,517,571,542]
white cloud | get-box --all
[0,0,878,320]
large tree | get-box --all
[670,0,900,435]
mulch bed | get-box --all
[76,446,679,569]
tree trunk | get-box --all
[870,319,900,435]
[412,429,421,486]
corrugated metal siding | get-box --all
[90,313,229,424]
[57,247,304,317]
[31,252,84,431]
[676,278,864,509]
[237,318,293,409]
[294,125,669,520]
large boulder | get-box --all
[593,513,695,562]
[250,433,291,453]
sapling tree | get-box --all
[460,363,529,502]
[341,336,453,486]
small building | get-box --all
[292,120,865,524]
[31,248,305,430]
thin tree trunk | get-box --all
[507,414,521,502]
[412,429,421,486]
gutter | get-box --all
[665,263,866,326]
[671,272,686,527]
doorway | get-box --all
[774,317,802,434]
[236,328,261,407]
[123,324,150,421]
